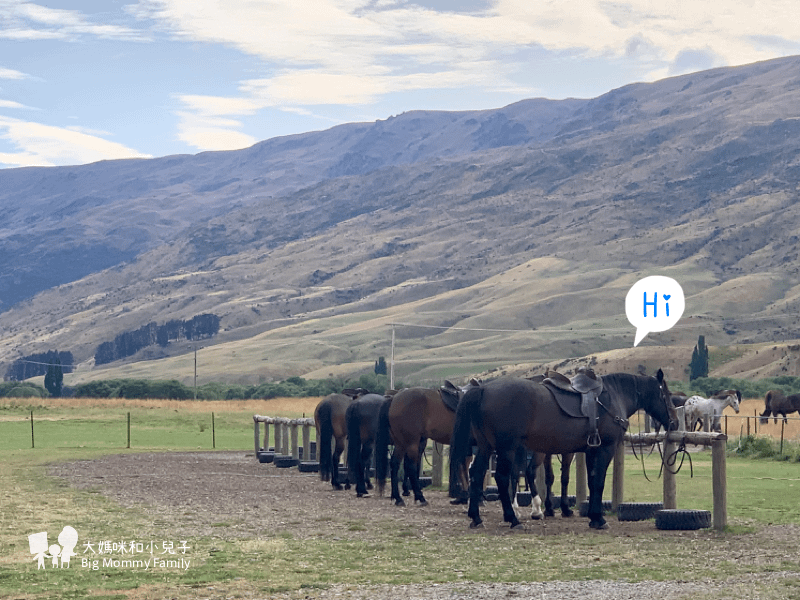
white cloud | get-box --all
[0,117,151,168]
[0,1,147,41]
[0,66,30,79]
[0,99,34,109]
[173,96,260,151]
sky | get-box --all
[1,0,799,169]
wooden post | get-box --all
[712,437,727,530]
[290,421,299,460]
[264,420,270,452]
[663,436,677,509]
[254,417,260,454]
[274,420,283,454]
[611,439,624,510]
[127,412,130,449]
[303,423,311,462]
[31,410,34,449]
[212,412,216,449]
[432,442,443,487]
[575,452,587,505]
[746,415,750,436]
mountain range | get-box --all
[2,55,800,386]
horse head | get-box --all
[656,369,680,431]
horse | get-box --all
[450,370,677,530]
[345,392,391,497]
[375,380,478,507]
[314,391,358,490]
[683,391,740,432]
[760,390,800,424]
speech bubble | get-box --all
[625,275,685,347]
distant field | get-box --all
[0,397,320,452]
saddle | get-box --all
[439,380,462,413]
[542,367,604,447]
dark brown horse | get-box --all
[450,370,677,530]
[314,392,355,490]
[346,392,390,497]
[375,381,477,506]
[761,390,800,424]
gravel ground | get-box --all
[49,451,800,600]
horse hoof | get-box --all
[589,520,609,530]
[402,490,410,497]
[530,512,543,520]
[510,523,525,532]
[332,484,343,491]
[469,521,484,530]
[417,500,428,507]
[562,509,575,518]
[544,509,555,518]
[357,492,370,498]
[450,498,468,505]
[394,499,405,507]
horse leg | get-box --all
[494,449,521,528]
[358,443,374,495]
[389,447,405,506]
[543,454,556,517]
[560,453,575,517]
[526,452,544,520]
[467,449,490,528]
[404,455,428,506]
[331,439,345,491]
[586,446,614,530]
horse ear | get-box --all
[656,368,664,383]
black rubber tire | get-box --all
[484,492,500,502]
[485,485,499,495]
[418,476,432,489]
[515,491,532,507]
[298,461,319,473]
[549,495,577,510]
[578,500,612,518]
[617,502,663,521]
[257,451,275,464]
[274,456,300,468]
[655,509,712,530]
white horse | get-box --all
[683,391,740,432]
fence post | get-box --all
[274,420,283,454]
[212,412,216,449]
[127,412,131,449]
[254,416,260,454]
[302,423,311,462]
[290,421,299,460]
[712,437,727,530]
[612,439,625,510]
[30,410,34,449]
[663,435,677,509]
[432,442,443,487]
[575,453,587,505]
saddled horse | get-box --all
[346,392,391,497]
[450,370,677,530]
[761,389,800,424]
[314,390,361,490]
[375,380,478,507]
[684,390,740,432]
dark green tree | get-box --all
[44,360,64,397]
[689,335,709,381]
[374,356,388,376]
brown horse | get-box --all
[314,392,356,490]
[450,370,677,530]
[375,381,477,506]
[761,390,800,424]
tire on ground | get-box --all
[578,500,612,517]
[617,502,664,521]
[274,456,300,468]
[298,461,319,473]
[655,509,712,530]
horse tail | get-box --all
[317,401,334,482]
[375,395,393,496]
[346,401,361,487]
[449,385,483,497]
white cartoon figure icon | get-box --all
[28,532,49,570]
[58,526,78,568]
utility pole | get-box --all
[390,324,395,390]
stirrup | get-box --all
[587,431,602,448]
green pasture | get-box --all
[2,402,800,599]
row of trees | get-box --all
[5,350,73,381]
[94,314,220,365]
